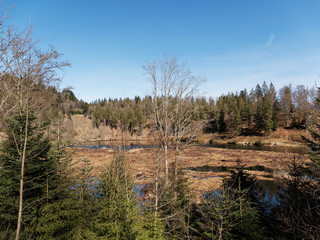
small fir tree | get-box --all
[0,107,58,239]
[94,152,141,239]
[34,158,98,239]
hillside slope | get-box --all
[63,114,152,143]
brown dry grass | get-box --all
[63,114,153,143]
[198,128,307,147]
[71,145,311,197]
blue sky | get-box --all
[3,0,320,102]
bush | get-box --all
[253,141,264,147]
[227,140,237,145]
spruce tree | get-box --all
[262,91,273,133]
[280,85,294,127]
[0,107,58,239]
[196,161,267,240]
[34,159,98,240]
[218,110,227,132]
[159,170,193,239]
[269,156,320,239]
[94,152,142,239]
[254,84,264,132]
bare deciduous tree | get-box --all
[0,5,15,116]
[293,85,314,127]
[143,56,204,181]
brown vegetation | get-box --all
[63,114,153,143]
[71,145,310,198]
[64,114,307,147]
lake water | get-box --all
[71,140,310,212]
[71,140,308,154]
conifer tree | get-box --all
[262,90,273,133]
[280,85,294,127]
[269,156,320,239]
[269,83,279,130]
[197,187,265,240]
[238,90,248,126]
[254,84,264,132]
[159,170,193,239]
[34,159,98,240]
[94,152,142,239]
[0,107,58,239]
[218,110,227,132]
[196,161,266,240]
[233,107,242,134]
[223,161,260,202]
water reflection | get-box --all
[70,144,154,151]
[70,140,308,154]
[134,184,148,198]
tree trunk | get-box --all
[155,155,159,231]
[15,108,29,240]
[175,143,179,176]
[164,142,168,182]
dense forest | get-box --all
[0,8,320,240]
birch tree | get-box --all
[293,85,314,128]
[143,56,203,181]
[0,5,15,119]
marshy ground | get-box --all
[71,144,310,198]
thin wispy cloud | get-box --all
[266,34,275,47]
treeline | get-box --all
[64,82,316,136]
[207,82,315,135]
[89,96,151,134]
[63,94,210,134]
